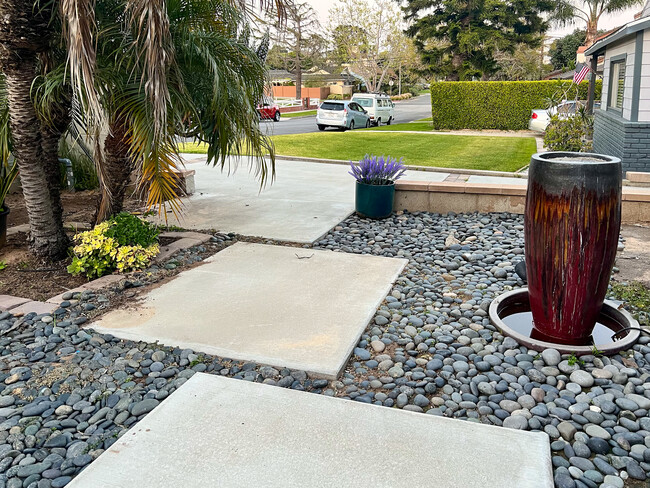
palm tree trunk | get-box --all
[40,97,71,241]
[585,19,598,47]
[96,117,134,223]
[3,54,68,259]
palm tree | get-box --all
[0,0,287,258]
[84,0,278,221]
[0,0,69,258]
[58,0,288,222]
[553,0,645,47]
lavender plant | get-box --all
[349,154,406,185]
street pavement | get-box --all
[262,94,432,136]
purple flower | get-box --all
[348,154,406,185]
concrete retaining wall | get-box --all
[394,181,650,224]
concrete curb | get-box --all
[273,155,528,178]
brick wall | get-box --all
[594,110,650,173]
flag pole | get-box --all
[587,55,598,115]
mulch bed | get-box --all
[1,189,143,302]
[0,231,89,301]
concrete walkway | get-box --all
[67,373,554,488]
[90,242,407,378]
[156,156,449,243]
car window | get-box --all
[320,102,344,111]
[355,98,373,108]
[557,102,576,114]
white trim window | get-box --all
[609,60,626,110]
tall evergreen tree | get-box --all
[549,29,586,70]
[403,0,555,81]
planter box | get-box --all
[355,181,395,219]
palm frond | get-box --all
[60,0,105,129]
[126,0,174,139]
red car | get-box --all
[257,101,281,121]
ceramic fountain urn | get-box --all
[524,152,622,345]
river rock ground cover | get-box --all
[0,211,648,488]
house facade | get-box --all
[585,15,650,173]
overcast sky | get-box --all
[302,0,642,39]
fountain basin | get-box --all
[489,288,640,355]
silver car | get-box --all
[316,100,371,131]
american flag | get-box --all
[573,63,590,84]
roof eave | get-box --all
[585,18,650,55]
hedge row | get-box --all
[429,80,602,130]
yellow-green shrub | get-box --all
[68,221,159,279]
[429,80,602,130]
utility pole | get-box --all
[399,65,402,95]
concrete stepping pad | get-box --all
[91,242,407,378]
[67,373,553,488]
[0,295,31,311]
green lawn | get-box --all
[178,132,536,172]
[271,132,535,172]
[281,110,317,118]
[367,122,436,132]
[178,142,210,154]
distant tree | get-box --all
[265,2,320,99]
[329,0,417,92]
[331,24,367,65]
[402,0,554,81]
[549,30,586,70]
[551,0,643,47]
[492,43,553,80]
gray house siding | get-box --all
[594,109,650,172]
[591,27,650,172]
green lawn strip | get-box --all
[270,132,535,172]
[178,142,209,154]
[281,110,317,118]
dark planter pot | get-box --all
[355,181,395,219]
[0,204,9,248]
[524,152,622,345]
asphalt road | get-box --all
[261,94,432,136]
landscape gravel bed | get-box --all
[0,212,648,488]
[314,211,650,488]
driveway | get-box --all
[157,155,448,243]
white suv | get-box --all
[351,93,394,126]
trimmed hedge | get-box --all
[429,80,602,130]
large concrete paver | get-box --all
[67,373,553,488]
[90,242,407,378]
[156,157,448,243]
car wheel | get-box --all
[376,118,381,126]
[274,111,281,122]
[349,121,355,130]
[387,117,392,125]
[365,120,371,128]
[317,124,326,131]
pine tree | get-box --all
[403,0,554,81]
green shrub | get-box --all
[67,214,159,278]
[429,80,602,130]
[104,212,159,247]
[543,114,593,152]
[327,94,343,100]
